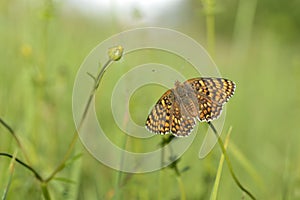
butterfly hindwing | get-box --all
[197,96,224,121]
[170,100,196,137]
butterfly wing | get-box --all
[186,78,236,121]
[145,90,175,134]
[145,89,196,136]
[146,77,235,135]
[170,100,196,137]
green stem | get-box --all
[80,59,112,126]
[0,120,50,199]
[203,0,216,57]
[2,151,17,200]
[44,45,123,182]
[44,133,78,183]
[45,59,113,183]
[0,118,30,163]
[0,153,43,182]
[206,12,215,57]
[0,46,123,200]
[176,176,187,200]
[208,122,256,200]
[41,182,51,200]
[161,135,186,200]
[210,127,231,200]
[113,106,131,199]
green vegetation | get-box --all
[1,0,300,199]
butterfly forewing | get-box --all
[186,78,236,121]
[145,90,174,134]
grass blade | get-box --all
[2,150,18,200]
[210,127,232,200]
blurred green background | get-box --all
[1,0,300,199]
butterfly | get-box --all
[145,77,236,137]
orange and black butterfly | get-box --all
[145,78,235,137]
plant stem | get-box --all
[203,0,216,57]
[41,182,51,200]
[208,122,256,200]
[210,127,232,200]
[176,176,187,200]
[0,118,30,163]
[0,153,43,182]
[113,104,131,199]
[44,132,79,183]
[0,46,123,199]
[45,59,113,183]
[160,135,187,200]
[45,45,123,183]
[2,151,17,200]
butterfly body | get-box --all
[145,77,235,137]
[172,81,199,118]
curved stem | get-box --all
[44,133,78,182]
[0,153,43,182]
[0,118,30,163]
[0,47,123,199]
[208,122,256,200]
[45,59,113,183]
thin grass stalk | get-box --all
[0,46,123,200]
[159,135,186,200]
[45,46,123,183]
[113,113,130,200]
[230,142,264,191]
[0,118,30,163]
[41,182,51,200]
[1,151,17,200]
[44,59,113,183]
[158,136,168,200]
[210,127,232,200]
[232,0,258,62]
[113,136,128,200]
[0,153,43,182]
[176,176,187,200]
[208,122,256,200]
[203,0,216,57]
